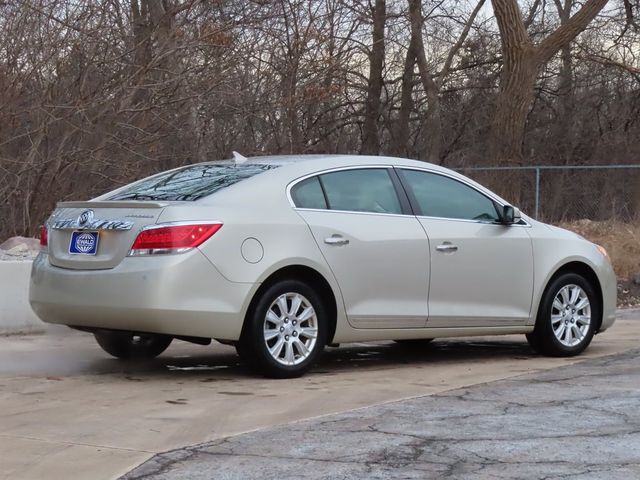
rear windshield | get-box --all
[108,163,279,201]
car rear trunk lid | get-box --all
[47,201,166,270]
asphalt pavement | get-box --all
[124,347,640,480]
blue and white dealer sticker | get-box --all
[69,231,99,255]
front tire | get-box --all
[527,273,599,357]
[238,279,327,378]
[94,331,173,359]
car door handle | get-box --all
[436,243,458,252]
[324,235,349,246]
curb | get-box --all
[0,260,46,335]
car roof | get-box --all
[236,154,453,174]
[198,154,513,210]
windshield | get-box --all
[108,163,279,201]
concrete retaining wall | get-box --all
[0,261,46,334]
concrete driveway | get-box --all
[1,310,639,480]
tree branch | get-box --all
[438,0,486,84]
[537,0,608,63]
[524,0,543,29]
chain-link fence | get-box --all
[455,165,640,222]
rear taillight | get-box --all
[39,225,48,251]
[128,223,222,256]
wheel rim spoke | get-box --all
[552,298,564,311]
[299,327,318,339]
[284,342,295,364]
[264,329,280,341]
[298,307,314,322]
[575,315,590,325]
[571,325,582,341]
[289,295,302,317]
[551,314,563,325]
[266,310,281,326]
[560,286,571,306]
[276,295,289,317]
[269,336,285,358]
[294,339,309,357]
[564,324,573,343]
[568,286,580,305]
[575,296,589,311]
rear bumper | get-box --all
[29,250,255,340]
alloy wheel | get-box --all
[263,292,318,366]
[550,284,591,347]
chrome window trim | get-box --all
[396,166,532,228]
[286,164,531,227]
[414,214,530,227]
[291,207,413,218]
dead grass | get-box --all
[559,220,640,280]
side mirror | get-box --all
[501,205,521,224]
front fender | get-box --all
[529,230,616,329]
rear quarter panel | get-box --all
[156,199,351,341]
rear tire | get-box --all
[94,331,172,359]
[238,279,327,378]
[527,273,599,357]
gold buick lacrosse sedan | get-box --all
[30,155,616,377]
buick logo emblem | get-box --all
[78,209,94,226]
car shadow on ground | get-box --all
[81,338,541,381]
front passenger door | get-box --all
[397,168,534,327]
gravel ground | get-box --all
[619,278,640,309]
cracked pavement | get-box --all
[123,349,640,480]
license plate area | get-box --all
[69,231,99,255]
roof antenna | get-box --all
[232,151,248,164]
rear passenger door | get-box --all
[291,167,430,329]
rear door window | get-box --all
[319,168,402,214]
[108,163,279,201]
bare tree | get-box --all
[400,0,485,163]
[361,0,386,155]
[490,0,609,164]
[1,0,639,240]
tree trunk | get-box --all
[422,78,442,164]
[361,0,386,155]
[130,0,152,104]
[409,0,441,163]
[490,0,608,164]
[554,0,575,162]
[397,0,484,161]
[394,34,417,156]
[491,49,538,164]
[146,0,174,52]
